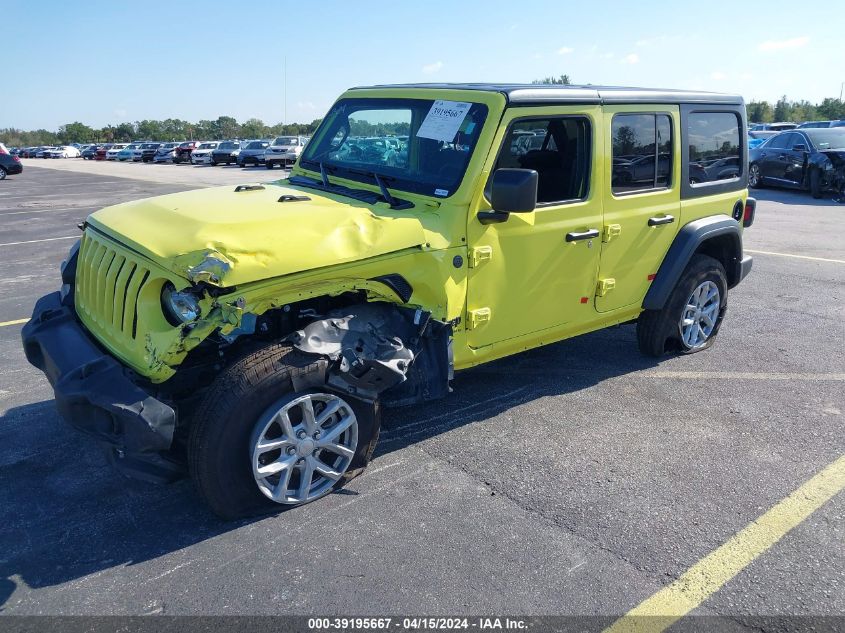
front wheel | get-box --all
[810,169,823,199]
[637,254,728,357]
[266,162,274,169]
[188,344,380,519]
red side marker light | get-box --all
[580,297,589,304]
[647,274,656,281]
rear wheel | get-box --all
[748,163,762,188]
[637,255,728,357]
[266,162,274,169]
[0,166,6,180]
[188,344,380,519]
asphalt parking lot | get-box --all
[0,162,842,628]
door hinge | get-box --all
[469,246,493,268]
[596,278,616,297]
[467,307,491,329]
[603,224,622,243]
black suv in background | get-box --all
[140,143,163,162]
[0,152,23,179]
[211,140,242,165]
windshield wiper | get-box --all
[345,168,409,209]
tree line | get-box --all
[747,96,844,123]
[0,115,324,147]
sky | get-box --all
[4,0,843,131]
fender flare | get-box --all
[643,215,744,311]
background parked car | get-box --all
[748,122,798,140]
[211,140,242,165]
[117,144,140,161]
[152,142,181,163]
[139,142,163,162]
[173,141,199,164]
[36,147,57,158]
[81,145,100,159]
[106,144,128,160]
[749,128,845,197]
[0,152,23,179]
[265,135,308,169]
[190,142,219,165]
[237,140,270,166]
[797,121,833,129]
[46,145,81,158]
[831,120,845,128]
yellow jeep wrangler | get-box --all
[23,84,755,518]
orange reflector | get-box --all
[647,274,656,281]
[580,297,589,304]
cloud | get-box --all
[422,61,443,74]
[601,52,615,59]
[296,101,316,111]
[621,53,639,64]
[557,46,574,55]
[113,108,127,119]
[758,36,809,52]
[710,71,727,80]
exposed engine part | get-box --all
[288,303,452,403]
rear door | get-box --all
[759,132,792,181]
[596,106,680,312]
[784,131,810,186]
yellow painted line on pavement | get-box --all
[0,235,78,248]
[605,455,845,633]
[643,371,845,382]
[745,249,845,264]
[0,318,29,328]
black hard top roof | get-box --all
[350,83,744,105]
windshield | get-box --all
[218,141,238,149]
[273,137,298,146]
[804,129,845,150]
[301,97,489,198]
[124,144,138,150]
[246,141,268,149]
[198,143,217,149]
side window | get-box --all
[493,117,590,204]
[611,113,674,194]
[687,112,741,184]
[768,133,791,150]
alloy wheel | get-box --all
[679,280,720,349]
[250,392,358,505]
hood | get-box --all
[86,182,427,286]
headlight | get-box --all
[161,282,201,325]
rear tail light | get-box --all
[12,155,20,163]
[743,197,756,228]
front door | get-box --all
[596,106,681,312]
[465,106,603,349]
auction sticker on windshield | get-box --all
[416,100,471,142]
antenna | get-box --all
[284,56,288,125]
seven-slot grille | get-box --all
[75,231,151,341]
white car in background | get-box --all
[106,144,128,160]
[264,135,309,169]
[190,141,219,165]
[46,145,82,158]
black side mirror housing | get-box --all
[490,168,538,213]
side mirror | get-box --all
[478,168,538,225]
[792,144,808,152]
[490,168,538,213]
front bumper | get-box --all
[21,292,182,482]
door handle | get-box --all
[778,155,788,161]
[648,215,675,227]
[566,228,600,242]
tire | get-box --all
[211,160,218,166]
[810,169,823,199]
[637,254,728,357]
[0,166,6,180]
[748,163,762,188]
[188,344,381,519]
[266,162,274,169]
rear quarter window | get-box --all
[680,106,746,199]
